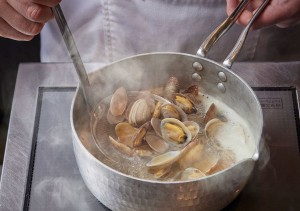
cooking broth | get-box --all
[91,81,255,181]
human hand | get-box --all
[226,0,300,29]
[0,0,61,41]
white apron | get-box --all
[41,0,300,63]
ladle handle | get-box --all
[222,0,270,68]
[197,0,250,57]
[52,5,91,107]
[52,5,90,87]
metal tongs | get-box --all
[197,0,271,68]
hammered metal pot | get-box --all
[69,1,267,210]
[70,53,263,211]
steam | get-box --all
[32,177,96,210]
[257,135,270,170]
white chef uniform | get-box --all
[41,0,300,64]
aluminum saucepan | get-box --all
[64,0,268,210]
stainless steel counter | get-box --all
[0,62,300,211]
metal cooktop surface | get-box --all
[21,87,300,211]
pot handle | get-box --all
[197,0,270,69]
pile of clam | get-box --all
[106,77,243,181]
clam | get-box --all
[147,140,198,170]
[192,150,220,174]
[109,87,128,116]
[138,91,156,112]
[108,136,134,156]
[151,117,162,137]
[178,167,206,180]
[146,150,181,170]
[209,149,236,174]
[127,98,153,126]
[178,141,205,169]
[160,103,187,121]
[204,118,225,140]
[174,93,197,114]
[160,118,192,146]
[203,103,217,125]
[164,76,179,102]
[131,122,149,147]
[177,138,219,174]
[145,132,169,153]
[115,122,137,147]
[205,118,246,145]
[183,121,200,139]
[106,109,125,125]
[115,122,149,148]
[203,103,228,125]
[152,101,162,119]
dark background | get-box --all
[0,36,40,164]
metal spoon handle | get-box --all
[223,0,271,68]
[52,5,91,109]
[197,0,250,57]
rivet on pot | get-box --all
[218,72,227,82]
[192,62,203,71]
[217,83,226,93]
[192,73,202,82]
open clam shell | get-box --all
[209,149,236,174]
[152,101,162,119]
[183,121,200,139]
[177,167,206,181]
[160,118,192,146]
[109,87,128,116]
[145,132,169,154]
[178,141,204,169]
[204,118,225,140]
[131,122,149,147]
[203,103,217,125]
[174,93,197,114]
[146,150,181,170]
[192,150,220,174]
[115,122,137,147]
[147,140,199,171]
[115,122,149,148]
[151,117,162,137]
[205,118,247,145]
[108,136,134,157]
[160,103,188,121]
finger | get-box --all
[0,18,34,41]
[226,0,259,27]
[32,0,61,7]
[0,1,43,36]
[226,0,240,16]
[248,6,296,29]
[235,10,253,26]
[7,0,53,23]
